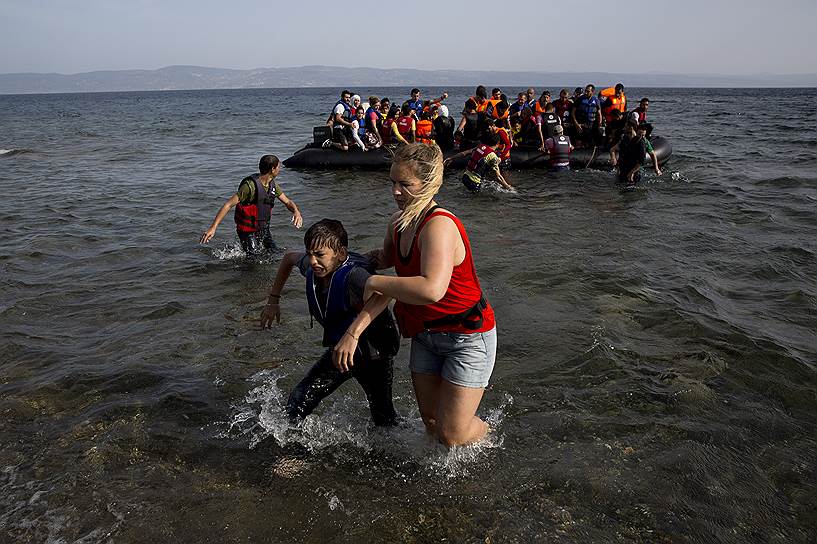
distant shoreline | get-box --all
[2,65,816,95]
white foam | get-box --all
[0,149,14,155]
[222,369,513,478]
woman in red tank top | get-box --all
[341,143,498,447]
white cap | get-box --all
[438,105,449,117]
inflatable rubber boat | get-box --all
[283,136,672,170]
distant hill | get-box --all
[1,65,816,94]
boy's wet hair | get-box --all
[304,219,348,252]
[259,155,280,174]
[401,103,412,115]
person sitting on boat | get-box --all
[392,104,416,144]
[323,89,355,151]
[509,92,529,123]
[365,96,383,149]
[553,89,573,134]
[605,108,628,149]
[351,94,362,112]
[544,125,574,172]
[526,87,537,109]
[200,155,303,255]
[403,88,448,119]
[516,106,545,151]
[350,107,370,151]
[456,99,485,151]
[381,105,399,145]
[469,85,489,113]
[532,90,551,118]
[629,98,653,139]
[379,98,391,120]
[541,102,561,141]
[432,105,455,151]
[445,131,513,193]
[600,83,627,125]
[415,110,435,145]
[260,219,400,427]
[572,84,603,149]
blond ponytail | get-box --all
[391,143,444,232]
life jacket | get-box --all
[541,112,560,139]
[416,119,434,144]
[546,135,572,167]
[365,106,381,133]
[331,100,352,128]
[495,129,512,161]
[576,96,600,125]
[407,98,424,114]
[633,106,647,124]
[381,118,395,144]
[491,102,510,120]
[533,100,548,115]
[467,144,495,173]
[553,98,572,124]
[305,254,400,355]
[392,207,495,338]
[234,175,275,234]
[433,115,455,150]
[483,99,500,116]
[462,112,482,143]
[600,87,627,124]
[396,115,415,141]
[470,96,489,113]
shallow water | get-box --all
[1,87,816,543]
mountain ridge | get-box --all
[2,64,816,94]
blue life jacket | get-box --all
[332,100,352,128]
[577,96,600,124]
[407,98,423,114]
[305,253,373,347]
[357,117,367,138]
[364,106,380,132]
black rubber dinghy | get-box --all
[283,136,671,170]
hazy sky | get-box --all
[2,0,816,75]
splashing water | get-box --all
[222,369,513,479]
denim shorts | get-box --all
[409,327,497,388]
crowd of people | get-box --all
[322,84,662,191]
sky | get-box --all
[2,0,816,75]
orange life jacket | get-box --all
[470,96,489,113]
[416,119,434,144]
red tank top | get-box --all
[392,209,495,338]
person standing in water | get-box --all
[200,155,302,254]
[337,143,498,446]
[261,219,399,426]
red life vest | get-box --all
[393,208,495,338]
[396,115,415,141]
[381,118,395,144]
[416,119,434,144]
[495,129,511,161]
[234,175,275,234]
[467,144,494,172]
[634,106,647,124]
